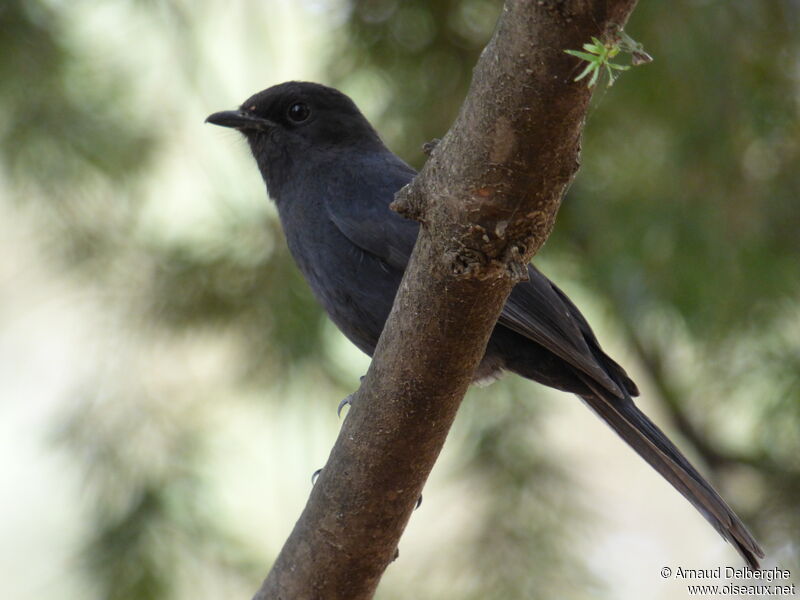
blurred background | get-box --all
[1,1,798,598]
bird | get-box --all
[206,81,764,567]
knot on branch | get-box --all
[448,246,489,278]
[446,230,531,283]
[391,183,428,223]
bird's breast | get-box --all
[278,206,399,356]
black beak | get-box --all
[205,110,276,131]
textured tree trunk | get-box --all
[254,1,639,598]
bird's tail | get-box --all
[578,380,764,568]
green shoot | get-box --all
[564,31,651,88]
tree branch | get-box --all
[254,1,639,598]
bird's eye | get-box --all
[287,102,311,123]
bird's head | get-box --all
[206,81,385,197]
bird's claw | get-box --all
[337,395,352,418]
[338,375,366,417]
[311,468,322,485]
[415,494,423,510]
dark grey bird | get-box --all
[206,81,764,567]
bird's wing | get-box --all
[498,265,638,398]
[325,153,419,271]
[325,153,635,399]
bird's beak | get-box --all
[205,110,276,131]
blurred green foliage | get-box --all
[0,0,156,269]
[57,392,260,600]
[2,0,798,599]
[0,0,155,186]
[456,386,594,600]
[330,0,502,164]
[148,221,327,376]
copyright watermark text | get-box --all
[660,566,796,597]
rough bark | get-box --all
[254,1,639,598]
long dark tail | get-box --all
[578,378,764,568]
